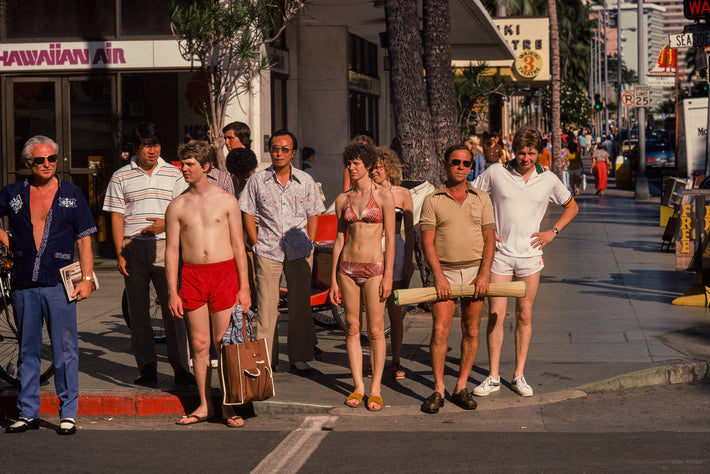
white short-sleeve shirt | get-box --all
[473,161,573,258]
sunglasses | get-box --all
[30,155,58,166]
[270,146,293,154]
[449,159,472,168]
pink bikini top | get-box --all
[343,186,383,224]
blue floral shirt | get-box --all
[0,177,96,288]
[239,165,325,262]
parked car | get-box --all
[621,139,638,154]
[627,139,675,170]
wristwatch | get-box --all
[551,226,559,235]
[83,275,94,283]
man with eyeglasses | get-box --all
[239,129,325,371]
[103,122,193,387]
[419,144,495,414]
[2,136,96,435]
[472,126,578,398]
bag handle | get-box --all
[233,304,255,343]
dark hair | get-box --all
[184,127,209,144]
[268,129,298,152]
[226,148,258,178]
[569,141,578,153]
[133,121,161,149]
[350,134,375,146]
[178,141,212,169]
[512,127,543,154]
[342,143,377,169]
[223,121,252,149]
[444,144,472,163]
[302,147,316,160]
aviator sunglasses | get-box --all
[30,155,58,166]
[449,158,472,168]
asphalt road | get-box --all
[4,382,710,472]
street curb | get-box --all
[575,360,709,394]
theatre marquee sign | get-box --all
[0,40,193,71]
[488,17,550,82]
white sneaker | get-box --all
[473,376,501,396]
[511,376,533,397]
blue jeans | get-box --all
[13,284,78,420]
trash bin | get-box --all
[615,155,631,190]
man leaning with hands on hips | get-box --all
[472,126,578,397]
[3,136,97,435]
[419,144,496,414]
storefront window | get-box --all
[5,0,115,40]
[121,0,202,37]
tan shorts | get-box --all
[491,254,544,278]
[442,266,480,287]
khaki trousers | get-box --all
[255,254,314,365]
[122,238,191,374]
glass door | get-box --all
[5,76,116,248]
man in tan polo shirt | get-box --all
[419,144,496,414]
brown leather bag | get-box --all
[219,306,275,405]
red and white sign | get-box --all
[621,91,634,107]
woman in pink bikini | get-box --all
[330,143,395,411]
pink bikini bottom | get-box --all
[337,260,384,286]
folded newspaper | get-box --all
[59,261,98,301]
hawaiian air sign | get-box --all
[0,40,194,71]
[685,0,710,20]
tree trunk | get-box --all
[423,0,458,182]
[548,0,562,177]
[385,0,438,185]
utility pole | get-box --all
[604,0,610,136]
[635,0,650,200]
[617,0,622,141]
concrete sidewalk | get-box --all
[2,180,709,419]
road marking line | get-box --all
[251,415,337,474]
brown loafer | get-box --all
[451,388,478,410]
[421,391,444,414]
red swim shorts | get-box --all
[179,260,239,313]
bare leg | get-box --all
[208,305,244,427]
[455,297,484,393]
[430,299,455,395]
[387,280,405,369]
[363,275,386,409]
[339,273,365,406]
[513,271,540,378]
[181,305,213,421]
[486,273,513,380]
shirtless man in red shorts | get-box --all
[165,141,251,427]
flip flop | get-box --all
[392,363,405,380]
[344,392,363,408]
[176,414,209,425]
[366,395,383,412]
[224,415,244,428]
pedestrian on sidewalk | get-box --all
[166,141,251,428]
[103,122,193,387]
[419,144,496,414]
[330,143,395,412]
[239,129,325,371]
[3,135,97,435]
[472,126,578,398]
[592,143,611,196]
[370,147,414,381]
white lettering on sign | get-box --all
[669,31,710,48]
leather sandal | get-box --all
[451,388,478,410]
[421,391,444,414]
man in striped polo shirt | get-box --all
[103,122,192,386]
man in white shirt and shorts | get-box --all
[472,127,578,397]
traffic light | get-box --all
[594,94,601,111]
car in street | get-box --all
[627,139,675,171]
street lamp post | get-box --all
[617,0,622,143]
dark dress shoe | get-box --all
[6,417,40,433]
[174,370,196,386]
[57,418,76,435]
[134,371,158,386]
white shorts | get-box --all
[442,265,480,287]
[491,254,544,278]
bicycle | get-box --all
[0,246,55,387]
[121,284,167,343]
